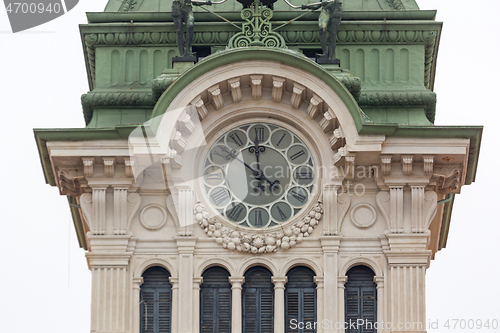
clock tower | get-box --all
[35,1,482,333]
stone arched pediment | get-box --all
[339,256,383,277]
[151,48,384,153]
[194,257,238,278]
[237,256,280,277]
[133,257,178,278]
[280,257,323,277]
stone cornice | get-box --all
[81,90,155,125]
[81,21,440,91]
[358,89,437,123]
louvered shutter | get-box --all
[140,267,172,333]
[141,289,156,333]
[344,266,377,333]
[361,288,376,333]
[158,288,171,333]
[200,267,231,333]
[285,290,300,332]
[345,288,360,333]
[285,267,317,333]
[201,289,215,332]
[243,289,258,333]
[302,289,316,333]
[260,290,274,333]
[217,289,232,331]
[243,267,274,333]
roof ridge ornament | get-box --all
[227,0,287,49]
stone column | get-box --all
[86,252,131,333]
[229,277,245,333]
[113,187,128,235]
[193,277,203,333]
[337,276,348,333]
[131,277,143,333]
[385,234,430,331]
[374,276,385,328]
[92,187,107,235]
[320,236,342,333]
[272,276,287,333]
[170,277,180,333]
[89,266,129,332]
[175,238,196,333]
[314,276,325,333]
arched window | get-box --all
[242,266,274,333]
[345,266,377,333]
[285,266,317,333]
[140,266,172,333]
[200,266,232,333]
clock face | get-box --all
[202,123,316,228]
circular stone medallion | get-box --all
[140,204,168,230]
[350,203,377,229]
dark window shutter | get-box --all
[140,267,172,333]
[243,266,275,333]
[345,266,377,333]
[200,267,231,333]
[285,267,317,333]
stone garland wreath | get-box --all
[194,201,323,253]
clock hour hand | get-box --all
[249,135,266,191]
[216,146,280,191]
[249,135,266,171]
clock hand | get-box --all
[249,135,267,192]
[216,146,280,191]
[249,135,266,171]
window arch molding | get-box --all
[238,256,279,277]
[280,257,323,277]
[195,257,238,279]
[134,257,178,280]
[339,257,383,278]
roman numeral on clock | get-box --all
[211,188,229,206]
[229,133,244,147]
[296,172,312,180]
[290,190,306,203]
[290,149,305,161]
[255,210,263,226]
[277,206,287,220]
[228,205,244,220]
[206,172,222,180]
[276,133,286,147]
[254,127,265,141]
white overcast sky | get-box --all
[0,1,498,332]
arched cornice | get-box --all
[237,256,280,277]
[339,257,383,277]
[194,257,237,278]
[151,47,385,150]
[280,257,323,277]
[152,48,359,121]
[133,257,178,278]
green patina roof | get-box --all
[104,0,420,12]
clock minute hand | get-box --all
[216,147,263,179]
